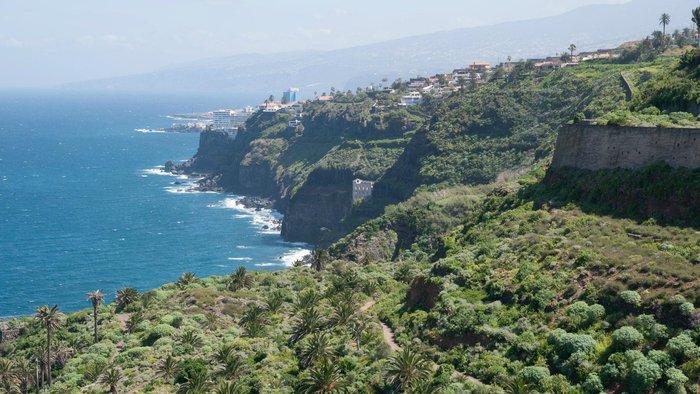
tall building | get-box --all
[282,88,300,104]
[212,110,233,130]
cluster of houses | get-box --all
[527,48,619,70]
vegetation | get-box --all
[2,17,700,393]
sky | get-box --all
[0,0,632,88]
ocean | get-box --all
[0,90,309,317]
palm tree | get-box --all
[0,358,20,394]
[115,287,139,311]
[219,354,245,380]
[660,13,671,36]
[265,290,286,314]
[87,290,104,343]
[177,368,211,394]
[34,305,62,387]
[226,266,252,291]
[310,248,330,272]
[126,310,144,333]
[239,304,269,337]
[692,7,700,47]
[351,319,368,350]
[568,44,577,59]
[330,297,355,328]
[99,367,123,394]
[179,329,204,350]
[290,307,325,344]
[298,331,334,368]
[214,380,245,394]
[14,358,33,394]
[298,358,347,394]
[294,289,320,312]
[177,272,197,288]
[157,354,179,382]
[385,348,432,392]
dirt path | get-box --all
[360,300,400,351]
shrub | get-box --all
[679,302,695,316]
[647,350,674,371]
[620,291,642,307]
[581,372,604,394]
[547,329,597,359]
[667,333,700,361]
[175,358,209,385]
[518,366,551,390]
[665,367,689,394]
[627,358,662,394]
[611,326,644,350]
[143,324,176,346]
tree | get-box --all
[214,380,245,394]
[14,358,33,394]
[569,43,577,58]
[34,305,62,387]
[226,266,252,291]
[0,358,20,394]
[385,348,432,391]
[692,7,700,47]
[660,13,671,36]
[290,308,325,344]
[298,358,347,394]
[310,249,330,272]
[87,290,104,343]
[177,272,197,288]
[299,331,334,368]
[157,354,179,382]
[115,287,139,311]
[99,367,123,394]
[239,304,269,337]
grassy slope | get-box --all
[4,52,700,393]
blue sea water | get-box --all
[0,90,309,317]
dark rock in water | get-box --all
[263,225,270,230]
[163,160,176,173]
[174,181,183,185]
[186,175,224,193]
[239,196,274,210]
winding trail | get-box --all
[360,300,400,351]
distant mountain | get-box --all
[65,0,696,99]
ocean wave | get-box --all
[278,248,311,267]
[236,245,252,249]
[211,197,283,234]
[255,263,283,267]
[135,128,165,133]
[227,257,253,261]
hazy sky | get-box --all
[0,0,631,87]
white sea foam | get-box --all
[227,257,253,261]
[255,263,283,267]
[278,248,312,267]
[135,128,165,133]
[211,197,283,235]
[236,245,252,249]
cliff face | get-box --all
[551,124,700,170]
[281,168,354,243]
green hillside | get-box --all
[3,42,700,393]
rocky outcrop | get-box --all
[281,168,354,244]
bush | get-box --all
[175,358,209,385]
[620,291,642,307]
[627,358,662,394]
[581,372,604,394]
[143,324,176,346]
[548,329,597,359]
[518,366,551,390]
[666,367,689,394]
[667,333,700,361]
[611,326,644,350]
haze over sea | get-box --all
[0,91,309,317]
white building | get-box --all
[352,179,374,202]
[399,92,422,106]
[212,110,233,130]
